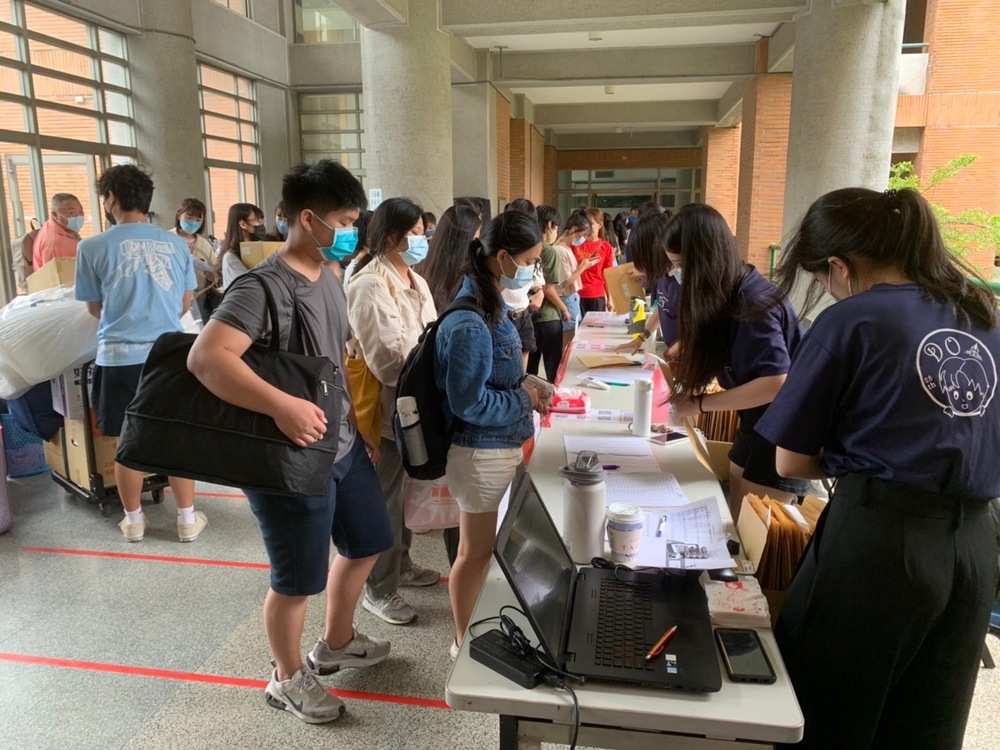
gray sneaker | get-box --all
[362,592,416,625]
[398,563,441,587]
[307,626,391,675]
[264,667,345,724]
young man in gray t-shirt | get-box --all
[188,161,392,724]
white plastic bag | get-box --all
[403,475,460,531]
[0,285,98,399]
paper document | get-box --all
[563,435,659,473]
[581,366,654,386]
[635,497,736,570]
[572,341,618,352]
[551,409,633,423]
[576,353,637,369]
[581,312,630,327]
[604,472,689,508]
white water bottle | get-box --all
[396,396,428,466]
[559,451,608,564]
[632,379,652,438]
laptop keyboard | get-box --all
[594,577,656,671]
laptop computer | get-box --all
[493,467,722,692]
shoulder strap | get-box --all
[233,268,305,355]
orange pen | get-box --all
[645,625,678,662]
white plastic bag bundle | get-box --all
[0,285,98,399]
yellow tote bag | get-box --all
[345,354,382,446]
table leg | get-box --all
[499,715,541,750]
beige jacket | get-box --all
[346,256,438,440]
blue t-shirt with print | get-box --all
[75,223,197,366]
[653,273,679,346]
[756,284,1000,498]
[718,267,801,390]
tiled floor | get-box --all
[0,471,998,749]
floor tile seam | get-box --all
[0,651,452,711]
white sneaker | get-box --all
[119,516,147,543]
[177,511,208,542]
[450,639,460,661]
[264,666,345,724]
[362,592,416,625]
[306,626,391,676]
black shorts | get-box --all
[91,364,145,438]
[730,405,810,496]
[508,309,536,353]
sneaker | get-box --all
[119,516,147,543]
[264,666,345,724]
[450,639,460,661]
[177,511,208,542]
[362,592,416,625]
[307,626,391,675]
[398,563,441,587]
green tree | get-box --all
[888,155,1000,264]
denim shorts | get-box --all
[245,436,393,596]
[561,293,581,332]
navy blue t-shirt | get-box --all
[756,284,1000,498]
[716,267,801,390]
[653,274,679,346]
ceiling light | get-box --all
[604,84,616,95]
[588,31,603,42]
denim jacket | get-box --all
[434,277,533,449]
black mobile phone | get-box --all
[648,431,687,445]
[715,628,777,684]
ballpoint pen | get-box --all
[645,625,678,662]
[655,516,666,537]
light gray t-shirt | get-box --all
[221,251,249,291]
[212,253,356,462]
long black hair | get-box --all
[560,207,592,237]
[216,202,263,273]
[630,211,673,283]
[418,204,482,311]
[355,197,423,273]
[668,203,780,394]
[778,187,997,330]
[468,211,542,321]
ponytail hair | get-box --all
[467,211,542,322]
[561,207,592,236]
[777,187,997,330]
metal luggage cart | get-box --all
[50,362,168,517]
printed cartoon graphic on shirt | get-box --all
[917,329,997,418]
[111,239,178,291]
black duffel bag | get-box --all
[116,270,342,496]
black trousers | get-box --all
[580,296,606,314]
[776,474,997,750]
[527,319,564,382]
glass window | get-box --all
[556,168,700,216]
[210,0,249,16]
[31,73,98,112]
[24,4,92,49]
[294,1,360,44]
[28,36,94,77]
[298,92,365,183]
[0,29,23,61]
[0,63,25,95]
[98,29,125,59]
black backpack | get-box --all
[392,296,486,480]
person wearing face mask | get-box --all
[188,161,393,725]
[501,199,544,371]
[344,198,441,626]
[575,207,617,314]
[552,208,602,354]
[755,188,1000,750]
[217,202,266,291]
[32,192,85,270]
[433,210,550,659]
[170,198,217,322]
[662,204,806,520]
[267,201,289,242]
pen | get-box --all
[602,464,620,471]
[645,625,678,662]
[656,516,666,537]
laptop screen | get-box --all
[494,468,577,666]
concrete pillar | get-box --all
[702,125,741,235]
[495,92,511,211]
[360,0,453,216]
[452,83,498,210]
[781,0,906,239]
[736,74,792,272]
[128,1,204,227]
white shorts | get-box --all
[445,445,523,514]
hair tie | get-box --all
[469,238,484,257]
[883,188,901,212]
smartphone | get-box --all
[714,628,777,684]
[649,431,687,445]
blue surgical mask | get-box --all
[179,219,201,235]
[311,215,358,262]
[672,269,683,286]
[499,252,535,291]
[67,215,85,232]
[571,236,586,247]
[276,219,288,236]
[400,234,429,266]
[424,228,435,238]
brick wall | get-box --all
[529,125,544,204]
[509,118,529,202]
[543,144,558,206]
[702,125,741,235]
[736,74,792,270]
[495,92,510,210]
[924,0,1000,93]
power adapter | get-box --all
[469,629,545,689]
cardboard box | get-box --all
[51,366,93,420]
[27,257,77,293]
[603,262,646,315]
[63,412,118,491]
[44,428,67,477]
[239,241,283,269]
